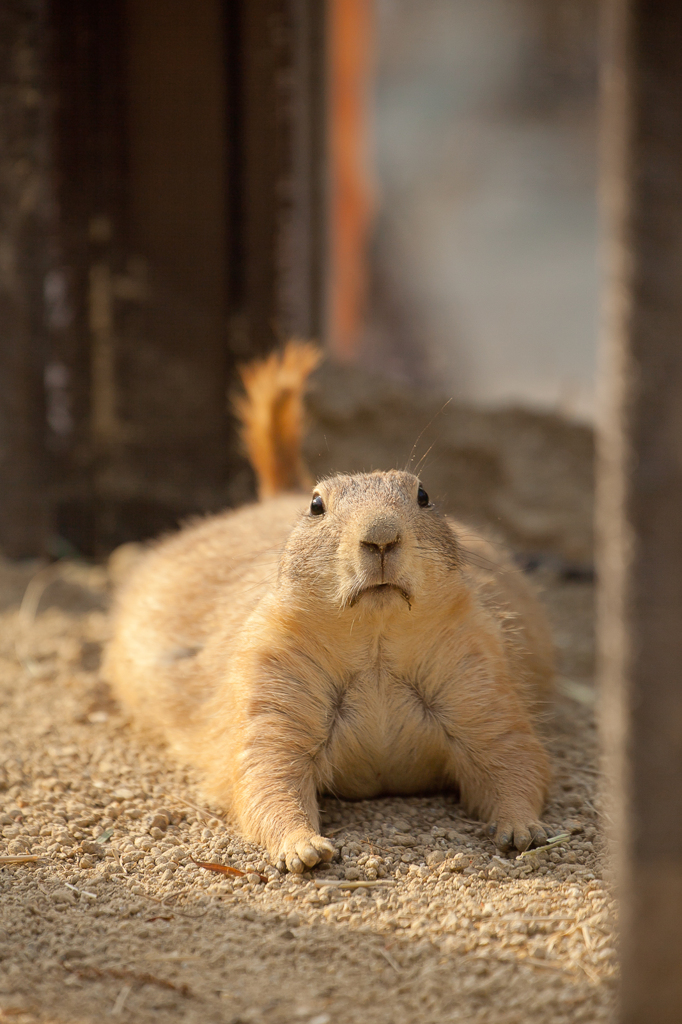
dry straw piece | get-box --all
[516,833,572,860]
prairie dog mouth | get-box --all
[349,583,412,608]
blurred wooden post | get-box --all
[0,0,329,558]
[0,0,51,557]
[238,0,328,356]
[598,1,682,1020]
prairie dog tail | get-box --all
[234,340,322,499]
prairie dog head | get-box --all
[279,470,462,617]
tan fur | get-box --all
[233,340,321,499]
[105,345,555,872]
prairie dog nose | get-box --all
[360,518,401,556]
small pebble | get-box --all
[51,887,76,905]
[80,840,104,857]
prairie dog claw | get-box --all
[275,833,335,874]
[488,817,551,852]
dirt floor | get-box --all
[0,387,616,1024]
[0,565,616,1024]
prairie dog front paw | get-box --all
[275,832,335,874]
[487,813,551,852]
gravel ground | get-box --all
[0,554,617,1024]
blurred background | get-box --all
[352,0,598,422]
[0,0,599,562]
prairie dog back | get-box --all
[106,494,304,738]
[106,342,555,872]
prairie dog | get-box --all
[105,342,554,872]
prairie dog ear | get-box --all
[108,542,149,588]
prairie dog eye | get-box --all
[417,486,430,508]
[310,495,325,516]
